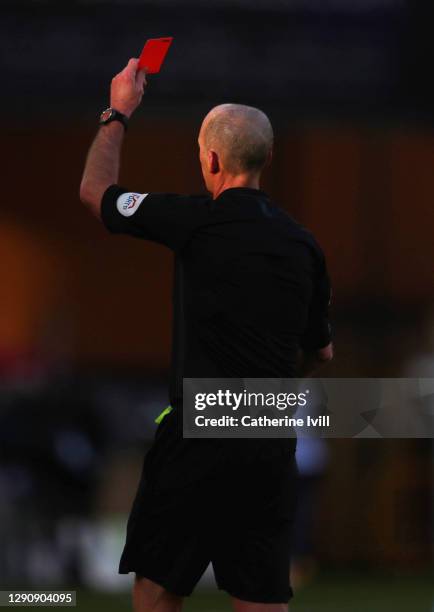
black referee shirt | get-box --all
[101,186,332,409]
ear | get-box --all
[208,150,220,174]
[265,148,273,167]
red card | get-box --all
[138,37,173,74]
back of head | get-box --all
[201,103,274,175]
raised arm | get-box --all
[80,58,147,218]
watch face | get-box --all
[100,108,114,123]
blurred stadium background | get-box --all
[1,0,433,610]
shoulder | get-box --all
[268,201,328,267]
[270,202,323,248]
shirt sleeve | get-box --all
[300,264,332,351]
[100,184,210,252]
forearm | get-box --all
[80,122,125,218]
[80,57,146,218]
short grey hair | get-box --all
[201,103,274,175]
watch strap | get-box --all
[99,107,129,131]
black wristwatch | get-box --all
[99,107,129,131]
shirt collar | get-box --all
[216,187,268,200]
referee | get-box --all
[80,59,333,612]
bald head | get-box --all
[200,103,273,175]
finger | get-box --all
[136,69,147,92]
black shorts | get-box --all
[119,411,298,604]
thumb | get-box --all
[127,57,139,69]
[125,57,139,80]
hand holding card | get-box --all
[138,37,174,74]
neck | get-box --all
[212,173,261,200]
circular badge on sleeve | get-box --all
[116,192,148,217]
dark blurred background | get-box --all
[0,1,433,610]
